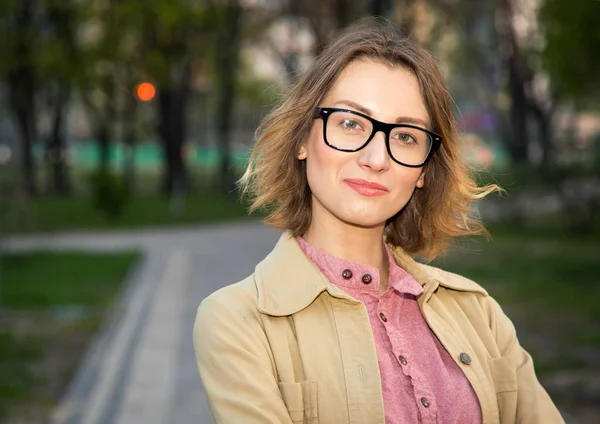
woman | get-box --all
[193,20,563,424]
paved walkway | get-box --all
[5,221,280,424]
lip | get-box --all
[343,178,389,197]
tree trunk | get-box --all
[96,74,115,173]
[14,106,37,196]
[122,91,137,194]
[44,0,78,195]
[46,86,71,195]
[507,56,530,164]
[9,0,38,196]
[530,102,554,168]
[496,0,530,165]
[97,121,111,172]
[216,0,242,193]
[158,75,189,196]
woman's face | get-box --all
[299,59,430,230]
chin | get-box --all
[337,210,390,229]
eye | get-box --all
[340,119,363,131]
[394,132,417,144]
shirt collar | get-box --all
[296,235,423,297]
[255,232,487,317]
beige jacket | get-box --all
[193,233,564,424]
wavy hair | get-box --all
[239,19,500,259]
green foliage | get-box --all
[1,251,139,307]
[88,170,129,219]
[539,0,600,107]
[132,0,219,87]
[0,1,85,93]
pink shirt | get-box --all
[297,237,482,424]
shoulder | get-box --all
[193,275,277,373]
[419,263,513,344]
[419,262,501,327]
[419,262,489,296]
[195,275,259,324]
[194,275,265,347]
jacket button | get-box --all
[460,352,472,365]
[398,355,407,365]
[361,274,372,284]
[342,269,353,279]
[379,312,387,322]
[420,397,430,408]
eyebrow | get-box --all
[333,100,430,128]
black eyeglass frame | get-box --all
[314,107,442,168]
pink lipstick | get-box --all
[343,178,389,197]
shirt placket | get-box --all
[379,292,438,424]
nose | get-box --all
[357,130,390,172]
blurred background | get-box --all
[0,0,598,423]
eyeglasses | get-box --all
[314,107,442,168]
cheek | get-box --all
[395,166,423,188]
[389,168,424,206]
[305,126,341,183]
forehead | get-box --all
[322,59,430,125]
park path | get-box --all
[4,221,281,424]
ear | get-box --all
[297,145,307,160]
[416,171,425,188]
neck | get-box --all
[302,205,389,283]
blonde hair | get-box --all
[240,19,500,259]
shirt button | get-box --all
[361,273,372,284]
[342,269,353,279]
[460,352,472,365]
[379,312,387,322]
[398,355,407,365]
[420,397,430,408]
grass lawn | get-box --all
[432,216,600,422]
[0,251,139,421]
[2,193,255,235]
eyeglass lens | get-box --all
[325,110,432,165]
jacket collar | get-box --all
[255,232,488,317]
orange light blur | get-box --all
[136,82,156,102]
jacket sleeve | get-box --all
[488,296,565,424]
[193,290,293,424]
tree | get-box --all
[40,0,83,195]
[78,0,124,174]
[137,1,216,196]
[0,0,40,196]
[494,0,532,164]
[539,0,600,108]
[121,64,140,193]
[495,0,557,166]
[215,0,243,192]
[421,0,555,166]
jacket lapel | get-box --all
[255,232,358,317]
